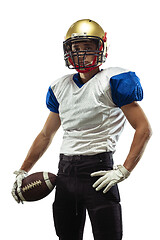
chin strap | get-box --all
[76,64,101,73]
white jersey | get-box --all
[46,67,143,155]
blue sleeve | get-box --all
[46,86,59,113]
[110,71,143,108]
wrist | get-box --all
[14,169,28,176]
[116,165,131,179]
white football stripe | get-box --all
[43,172,54,191]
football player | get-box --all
[12,19,151,240]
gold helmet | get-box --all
[63,19,107,73]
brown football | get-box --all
[16,172,56,202]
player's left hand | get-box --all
[91,165,130,194]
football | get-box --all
[16,172,56,202]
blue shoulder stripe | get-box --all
[46,86,59,113]
[110,71,143,108]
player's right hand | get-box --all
[11,170,28,203]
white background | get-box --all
[1,0,160,239]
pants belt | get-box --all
[60,151,113,162]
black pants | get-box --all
[53,152,123,240]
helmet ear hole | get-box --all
[103,32,107,42]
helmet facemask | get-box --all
[63,35,106,73]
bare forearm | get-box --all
[123,126,152,172]
[20,131,52,172]
[19,112,61,172]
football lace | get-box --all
[22,180,42,192]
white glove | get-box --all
[11,170,28,203]
[91,165,130,194]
